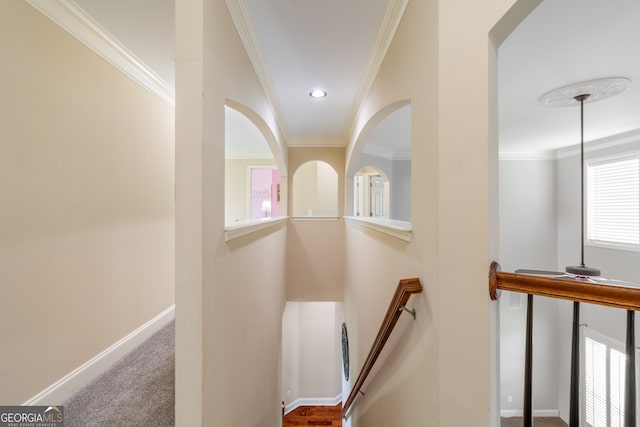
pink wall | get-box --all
[272,169,281,217]
[251,168,281,218]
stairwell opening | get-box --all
[281,301,344,415]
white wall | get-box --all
[499,159,560,416]
[392,159,411,221]
[282,302,343,410]
[299,302,342,399]
[282,302,301,406]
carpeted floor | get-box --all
[500,417,568,427]
[62,320,175,427]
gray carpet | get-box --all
[62,320,175,426]
[501,417,567,427]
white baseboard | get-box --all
[23,305,175,405]
[500,409,560,418]
[285,394,342,415]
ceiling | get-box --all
[499,0,640,155]
[72,0,640,156]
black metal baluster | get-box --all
[570,301,580,427]
[524,294,533,427]
[625,310,636,427]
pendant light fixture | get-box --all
[564,93,600,276]
[540,77,630,277]
[516,77,631,278]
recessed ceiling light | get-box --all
[309,89,327,99]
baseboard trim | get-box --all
[23,305,175,405]
[500,409,560,418]
[285,394,342,415]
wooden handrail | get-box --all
[342,277,422,418]
[489,261,640,311]
[490,261,638,427]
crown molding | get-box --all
[345,0,409,140]
[362,144,410,161]
[499,151,558,161]
[499,128,640,160]
[288,136,347,148]
[25,0,174,106]
[392,151,411,161]
[556,128,640,159]
[225,0,290,141]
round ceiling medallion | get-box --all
[539,77,631,107]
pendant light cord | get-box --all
[575,94,590,268]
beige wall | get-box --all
[342,0,539,426]
[315,161,339,217]
[288,147,345,217]
[176,0,288,425]
[286,147,346,302]
[292,161,319,217]
[174,0,544,425]
[291,160,339,217]
[0,0,175,404]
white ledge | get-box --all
[291,216,340,221]
[224,216,289,241]
[344,216,412,242]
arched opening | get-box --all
[225,104,283,225]
[347,102,411,223]
[292,160,339,218]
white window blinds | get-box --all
[586,153,640,249]
[583,329,627,427]
[585,336,608,427]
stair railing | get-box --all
[342,277,422,419]
[489,261,639,427]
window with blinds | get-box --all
[586,153,640,250]
[583,328,626,427]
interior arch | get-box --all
[346,101,411,221]
[225,99,287,175]
[346,99,410,178]
[225,102,284,225]
[291,160,339,218]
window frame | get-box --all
[585,151,640,252]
